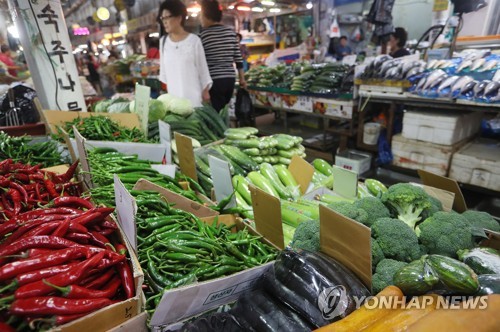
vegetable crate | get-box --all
[281,94,313,113]
[312,98,355,119]
[248,90,282,108]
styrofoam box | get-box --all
[281,94,313,112]
[392,134,467,176]
[312,98,355,119]
[335,149,372,174]
[402,111,482,145]
[449,139,500,192]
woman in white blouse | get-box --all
[158,0,212,107]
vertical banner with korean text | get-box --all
[8,0,87,112]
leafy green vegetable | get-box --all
[371,217,422,262]
[290,219,320,252]
[148,99,168,123]
[354,197,391,226]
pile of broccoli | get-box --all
[288,180,498,295]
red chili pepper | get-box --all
[0,236,84,262]
[46,278,122,299]
[29,173,45,182]
[64,232,90,244]
[9,296,113,316]
[52,218,71,238]
[0,322,15,332]
[0,248,88,282]
[82,269,115,289]
[89,231,114,250]
[26,248,55,258]
[1,194,13,212]
[100,219,118,230]
[14,251,105,299]
[9,173,30,183]
[96,253,126,270]
[68,222,88,234]
[15,262,80,287]
[9,182,28,206]
[52,196,94,210]
[6,188,21,215]
[57,160,79,183]
[97,228,116,237]
[0,219,49,247]
[22,222,60,238]
[44,178,59,199]
[114,244,135,299]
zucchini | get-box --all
[219,144,259,172]
[278,157,291,165]
[393,257,439,296]
[246,171,279,198]
[196,105,227,136]
[281,200,319,219]
[457,247,500,275]
[476,274,500,295]
[312,171,328,186]
[260,163,292,199]
[357,183,373,199]
[232,175,252,205]
[426,254,480,295]
[225,132,249,140]
[313,158,333,176]
[229,139,261,149]
[273,165,297,188]
[318,194,354,204]
[365,179,388,197]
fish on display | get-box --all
[422,69,447,90]
[456,59,473,73]
[474,80,491,97]
[438,61,453,69]
[427,59,438,70]
[401,61,421,76]
[406,66,425,79]
[427,75,448,90]
[373,55,393,70]
[478,59,497,72]
[451,75,474,94]
[493,70,500,82]
[437,76,460,93]
[379,60,400,77]
[385,66,402,79]
[460,80,477,95]
[470,58,486,71]
[484,81,500,97]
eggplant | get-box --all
[262,265,327,327]
[232,289,313,332]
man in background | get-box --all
[335,36,352,61]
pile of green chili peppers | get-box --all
[85,148,203,205]
[0,131,67,168]
[55,115,155,143]
[134,191,277,314]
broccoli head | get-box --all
[290,219,320,252]
[371,238,385,271]
[462,210,500,233]
[371,218,422,262]
[327,201,369,225]
[354,197,391,226]
[381,183,432,230]
[372,259,409,294]
[421,195,443,220]
[417,211,474,258]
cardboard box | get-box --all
[49,215,144,332]
[335,150,372,174]
[43,110,171,163]
[108,312,149,332]
[281,94,313,113]
[313,98,355,119]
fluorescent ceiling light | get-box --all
[7,25,19,39]
[269,8,281,13]
[228,5,234,9]
[261,1,275,6]
[149,32,160,38]
[96,7,110,21]
[237,5,251,11]
[252,7,264,12]
[306,1,313,9]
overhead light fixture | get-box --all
[237,5,251,11]
[7,25,19,39]
[269,8,281,13]
[228,5,234,9]
[252,7,264,12]
[187,3,201,13]
[149,32,160,38]
[96,7,110,21]
[306,1,313,9]
[191,13,198,17]
[261,0,275,6]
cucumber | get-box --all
[476,274,500,295]
[260,163,292,200]
[232,175,252,204]
[393,257,439,296]
[312,171,328,186]
[242,148,261,156]
[272,134,296,150]
[224,132,249,140]
[274,164,298,188]
[281,206,314,228]
[318,194,354,204]
[196,105,227,136]
[365,179,388,197]
[281,200,319,220]
[312,158,333,176]
[426,254,480,295]
[252,156,263,164]
[278,157,291,165]
[197,170,213,193]
[219,144,259,172]
[457,247,500,275]
[235,191,254,219]
[247,171,279,198]
[229,139,261,149]
[195,155,211,177]
[357,183,373,199]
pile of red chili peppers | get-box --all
[0,159,81,220]
[0,160,136,331]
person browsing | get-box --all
[335,36,352,61]
[389,27,410,58]
[158,0,212,107]
[200,0,246,112]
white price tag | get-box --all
[208,156,236,208]
[151,164,177,178]
[134,84,151,135]
[114,175,138,251]
[73,127,93,189]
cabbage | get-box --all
[94,99,113,113]
[157,93,193,117]
[148,99,168,123]
[129,100,135,113]
[107,101,131,114]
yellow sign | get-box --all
[433,0,449,12]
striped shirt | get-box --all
[200,25,243,80]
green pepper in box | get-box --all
[365,179,388,197]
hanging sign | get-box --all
[7,0,87,112]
